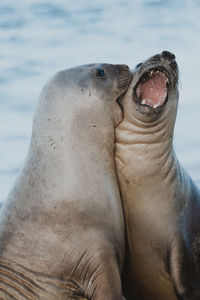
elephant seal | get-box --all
[115,51,200,300]
[0,63,131,299]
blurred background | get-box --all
[0,0,200,203]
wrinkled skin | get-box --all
[115,51,200,300]
[0,63,132,300]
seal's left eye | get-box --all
[135,62,143,69]
[96,68,105,78]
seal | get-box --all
[115,51,200,300]
[0,63,132,300]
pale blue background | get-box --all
[1,0,200,203]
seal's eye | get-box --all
[135,62,143,69]
[96,68,105,78]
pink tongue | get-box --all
[136,71,168,108]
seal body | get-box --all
[115,51,200,300]
[0,63,131,299]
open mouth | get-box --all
[135,68,169,109]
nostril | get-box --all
[121,64,129,69]
[115,64,130,71]
[161,51,176,61]
[170,61,178,67]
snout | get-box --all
[112,64,132,94]
[161,51,176,61]
[154,51,178,74]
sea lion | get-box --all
[0,63,131,299]
[115,51,200,300]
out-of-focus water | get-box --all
[1,0,200,203]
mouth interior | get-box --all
[136,69,169,108]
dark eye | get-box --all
[96,68,105,78]
[135,62,143,69]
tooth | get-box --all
[141,99,146,105]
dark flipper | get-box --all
[169,238,200,299]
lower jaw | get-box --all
[135,98,167,115]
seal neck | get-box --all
[115,117,176,182]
